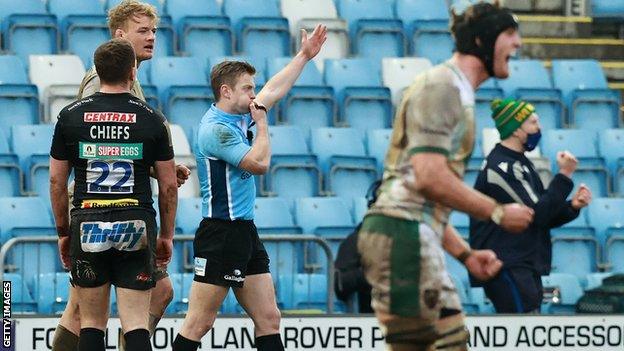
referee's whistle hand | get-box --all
[500,203,534,233]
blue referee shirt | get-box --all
[196,104,255,220]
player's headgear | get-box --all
[451,1,518,77]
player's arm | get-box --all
[49,158,70,236]
[254,24,327,110]
[154,159,177,240]
[77,72,100,99]
[443,224,502,281]
[239,102,270,174]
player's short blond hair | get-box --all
[108,0,160,37]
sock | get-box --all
[78,328,105,351]
[52,325,79,351]
[148,313,162,335]
[118,330,126,351]
[172,334,201,351]
[255,334,284,351]
[124,329,152,351]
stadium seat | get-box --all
[48,0,108,68]
[267,57,335,132]
[3,273,37,313]
[266,126,322,203]
[223,0,290,59]
[168,124,199,198]
[597,129,624,195]
[541,273,583,314]
[541,129,608,197]
[172,197,202,274]
[587,198,624,272]
[449,211,469,239]
[168,273,194,314]
[166,0,232,58]
[324,59,392,132]
[551,60,621,130]
[279,273,328,311]
[366,128,392,174]
[396,0,452,63]
[28,55,86,122]
[336,0,405,59]
[10,124,55,197]
[310,127,378,198]
[352,197,368,224]
[381,57,432,106]
[585,272,614,290]
[550,228,599,281]
[591,0,624,18]
[497,60,564,130]
[150,57,212,141]
[0,0,59,62]
[281,0,349,66]
[0,128,22,196]
[449,273,479,314]
[474,80,503,145]
[0,55,40,138]
[34,272,70,314]
[445,252,470,290]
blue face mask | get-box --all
[523,129,541,151]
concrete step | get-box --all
[521,38,624,60]
[518,15,592,38]
[503,0,565,14]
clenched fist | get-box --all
[557,151,578,178]
[500,203,534,233]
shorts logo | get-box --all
[194,258,207,277]
[80,220,147,253]
[136,272,152,283]
[84,112,136,123]
[79,142,143,160]
[424,289,440,310]
[74,260,97,282]
[224,269,245,283]
[240,171,252,180]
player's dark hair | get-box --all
[210,61,256,101]
[94,38,136,85]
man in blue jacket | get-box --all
[470,98,592,313]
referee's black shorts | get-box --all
[193,218,270,288]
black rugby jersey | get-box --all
[50,92,174,209]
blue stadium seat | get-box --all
[474,79,503,145]
[352,197,368,224]
[587,198,624,272]
[34,272,70,314]
[223,0,290,59]
[550,228,599,281]
[107,0,176,57]
[173,197,203,274]
[0,55,41,138]
[266,126,322,203]
[310,127,378,198]
[11,124,55,197]
[541,129,608,197]
[449,211,469,239]
[366,128,391,175]
[449,273,479,314]
[497,60,564,129]
[591,0,624,18]
[267,57,335,132]
[551,60,621,130]
[541,273,583,314]
[445,252,469,290]
[0,128,22,196]
[166,0,232,58]
[168,273,194,314]
[324,59,392,132]
[585,272,614,290]
[48,0,108,68]
[3,273,37,313]
[597,129,624,195]
[396,0,452,63]
[336,0,405,59]
[0,197,57,288]
[279,273,328,310]
[0,0,59,62]
[150,57,212,141]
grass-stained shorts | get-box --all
[357,214,462,321]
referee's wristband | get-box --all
[457,248,472,264]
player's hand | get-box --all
[464,249,502,281]
[249,101,267,123]
[58,236,71,270]
[156,237,173,268]
[572,183,592,210]
[299,24,328,60]
[175,164,191,187]
[557,151,578,178]
[500,203,534,233]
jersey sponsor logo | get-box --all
[79,142,143,160]
[223,269,245,283]
[80,220,147,252]
[194,257,207,277]
[90,125,130,140]
[81,198,139,208]
[84,112,136,123]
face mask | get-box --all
[523,129,541,152]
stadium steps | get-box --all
[517,15,592,38]
[521,37,624,60]
[504,0,564,14]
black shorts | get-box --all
[69,207,157,290]
[193,218,270,288]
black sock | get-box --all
[255,334,284,351]
[124,329,152,351]
[172,334,201,351]
[52,324,79,351]
[78,328,104,351]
